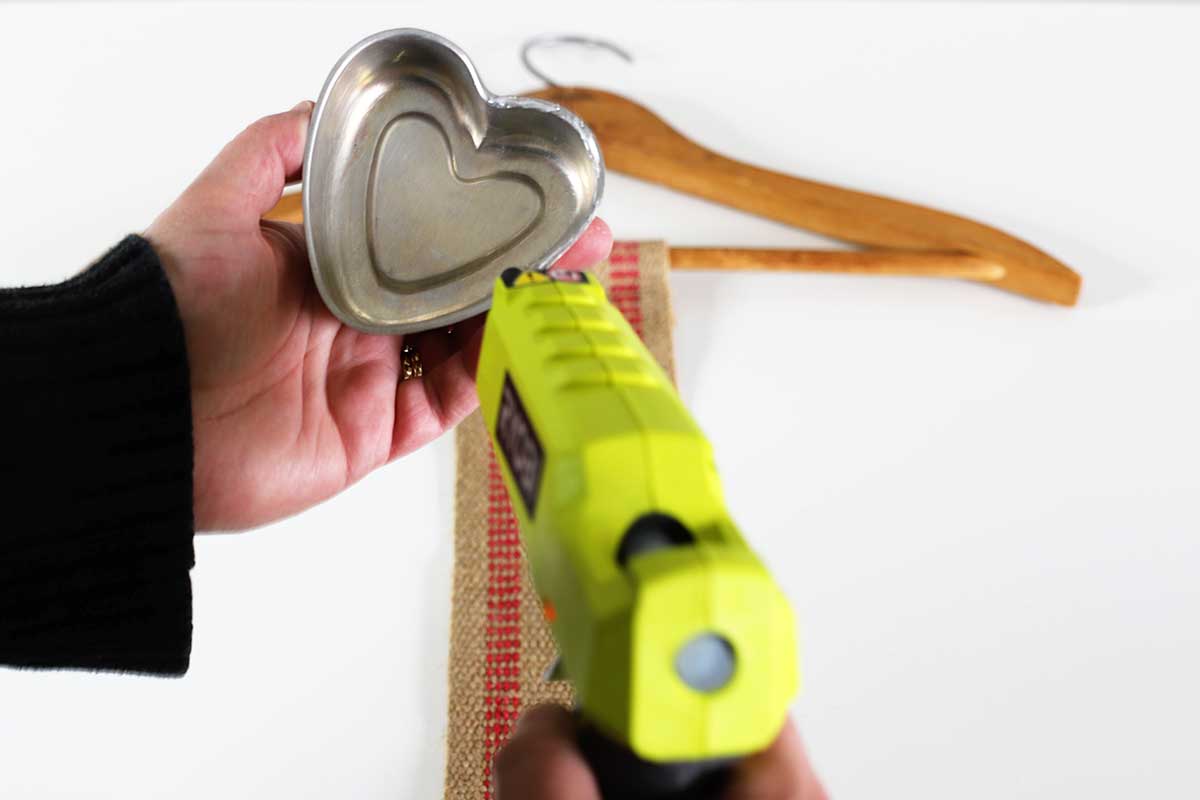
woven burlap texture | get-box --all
[443,242,676,800]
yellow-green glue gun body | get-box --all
[478,268,798,798]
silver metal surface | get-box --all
[304,29,604,334]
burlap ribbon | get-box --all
[443,241,676,799]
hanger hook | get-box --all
[521,34,634,88]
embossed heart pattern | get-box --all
[304,29,604,334]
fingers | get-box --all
[553,217,613,270]
[494,708,825,800]
[389,317,486,458]
[494,705,602,800]
[445,314,487,377]
[724,720,828,800]
[193,101,314,223]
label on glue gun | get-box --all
[495,374,544,517]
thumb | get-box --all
[725,720,828,800]
[192,101,313,222]
[495,705,601,800]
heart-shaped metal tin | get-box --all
[304,29,604,334]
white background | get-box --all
[1,1,1198,798]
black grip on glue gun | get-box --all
[577,721,734,800]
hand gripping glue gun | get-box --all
[477,267,799,800]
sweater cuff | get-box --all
[0,235,195,675]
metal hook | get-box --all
[521,34,633,88]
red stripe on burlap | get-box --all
[479,246,644,799]
[608,243,644,337]
[482,455,522,799]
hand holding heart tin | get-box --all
[304,29,604,334]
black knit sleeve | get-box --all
[0,235,194,675]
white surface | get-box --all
[1,2,1198,798]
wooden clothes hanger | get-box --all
[266,36,1080,305]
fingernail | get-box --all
[291,100,314,114]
